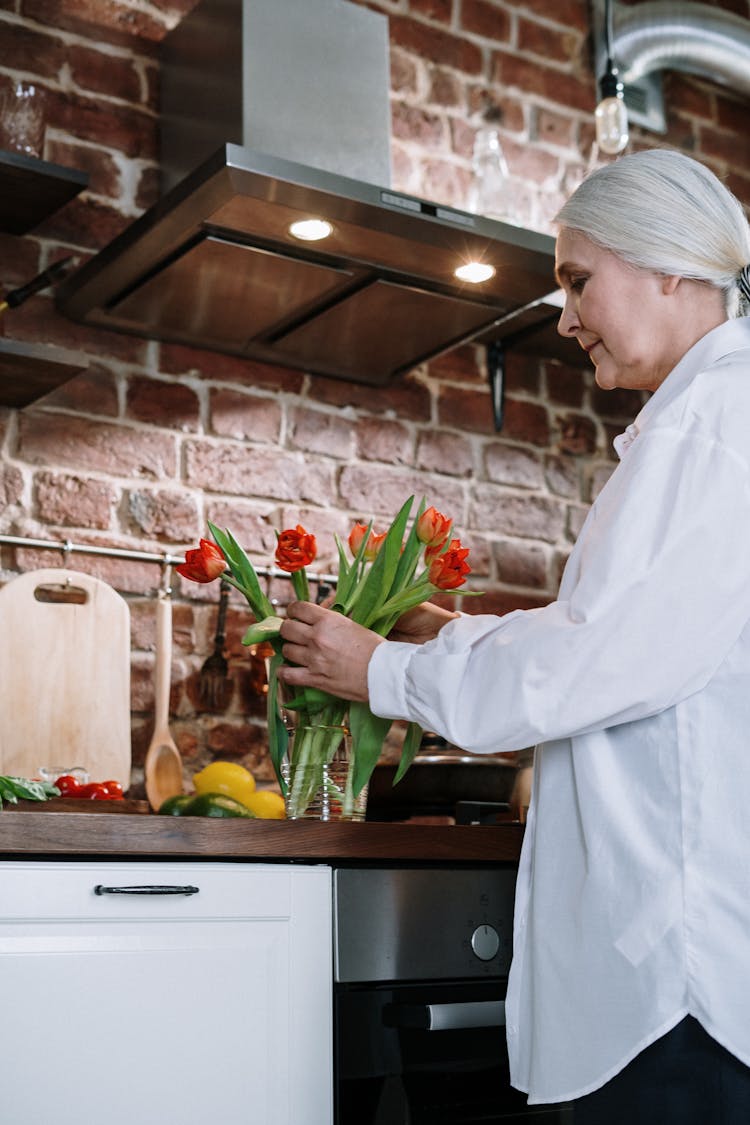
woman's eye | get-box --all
[570,276,587,292]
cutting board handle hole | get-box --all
[33,583,89,605]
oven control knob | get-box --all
[471,924,500,961]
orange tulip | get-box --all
[416,506,452,549]
[275,525,317,573]
[428,538,471,590]
[348,523,386,562]
[176,538,226,583]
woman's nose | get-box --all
[557,297,579,338]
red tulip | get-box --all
[416,506,452,549]
[176,538,226,583]
[428,538,471,590]
[275,525,317,573]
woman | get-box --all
[278,149,750,1122]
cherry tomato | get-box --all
[54,775,82,796]
[77,783,110,800]
[99,780,124,799]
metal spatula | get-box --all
[198,578,230,710]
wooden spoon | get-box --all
[144,589,184,811]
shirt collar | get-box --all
[613,316,750,461]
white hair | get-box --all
[555,149,750,317]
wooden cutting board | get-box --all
[0,569,132,786]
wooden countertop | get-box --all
[0,809,524,863]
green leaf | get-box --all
[265,654,290,792]
[291,568,310,602]
[241,615,284,646]
[391,496,427,594]
[348,702,392,796]
[208,522,273,620]
[354,497,414,629]
[0,775,60,810]
[393,722,424,784]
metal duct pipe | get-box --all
[613,1,750,97]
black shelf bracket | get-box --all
[487,340,505,432]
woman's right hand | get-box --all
[509,766,533,824]
[388,602,459,645]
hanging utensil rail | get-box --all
[0,533,339,585]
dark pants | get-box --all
[573,1016,750,1125]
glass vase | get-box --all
[282,723,368,822]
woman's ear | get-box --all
[661,274,681,296]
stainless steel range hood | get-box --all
[56,0,558,386]
[57,144,557,385]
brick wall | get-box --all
[1,0,749,792]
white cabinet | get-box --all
[0,861,332,1125]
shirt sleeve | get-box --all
[368,425,750,754]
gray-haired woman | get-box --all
[279,148,750,1123]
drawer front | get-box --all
[0,861,302,921]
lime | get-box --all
[181,792,257,818]
[192,762,257,807]
[158,794,193,816]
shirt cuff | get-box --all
[368,640,418,722]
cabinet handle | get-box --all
[384,1000,506,1031]
[93,884,200,896]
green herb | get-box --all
[0,775,60,810]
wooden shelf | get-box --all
[0,149,88,236]
[0,338,89,408]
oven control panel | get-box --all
[333,866,516,983]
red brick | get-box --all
[504,351,542,395]
[391,47,421,96]
[416,429,474,476]
[355,417,414,464]
[37,362,119,415]
[311,373,432,422]
[450,115,476,160]
[203,501,280,560]
[67,42,142,102]
[44,87,157,160]
[494,539,549,588]
[185,440,336,506]
[587,462,616,503]
[288,406,355,458]
[0,21,66,77]
[716,91,750,135]
[126,487,200,540]
[428,66,464,108]
[12,295,149,365]
[392,101,447,148]
[45,138,121,199]
[36,194,131,248]
[518,16,580,64]
[502,398,550,446]
[503,135,560,182]
[338,464,464,521]
[461,0,511,43]
[589,385,647,422]
[544,452,580,499]
[544,360,586,406]
[534,106,576,148]
[491,51,594,115]
[35,470,115,528]
[1,464,24,507]
[466,88,526,133]
[158,345,305,394]
[10,540,164,594]
[21,0,171,45]
[126,375,201,431]
[209,388,281,443]
[420,157,473,207]
[18,414,177,478]
[567,502,590,541]
[470,485,566,542]
[699,123,750,169]
[391,143,418,192]
[664,74,715,122]
[725,169,750,211]
[462,588,552,615]
[409,0,454,23]
[501,0,588,33]
[135,163,160,210]
[438,383,494,434]
[485,442,543,488]
[556,412,598,456]
[427,344,483,385]
[389,13,484,74]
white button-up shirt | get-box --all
[368,316,750,1103]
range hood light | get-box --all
[454,261,496,284]
[289,218,334,241]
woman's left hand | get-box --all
[278,602,382,702]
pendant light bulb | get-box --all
[595,64,629,155]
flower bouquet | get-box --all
[177,496,473,819]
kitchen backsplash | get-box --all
[0,0,748,793]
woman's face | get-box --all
[555,228,677,393]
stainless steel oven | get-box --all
[333,866,572,1124]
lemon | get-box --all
[192,762,257,807]
[242,789,286,820]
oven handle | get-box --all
[384,1000,506,1032]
